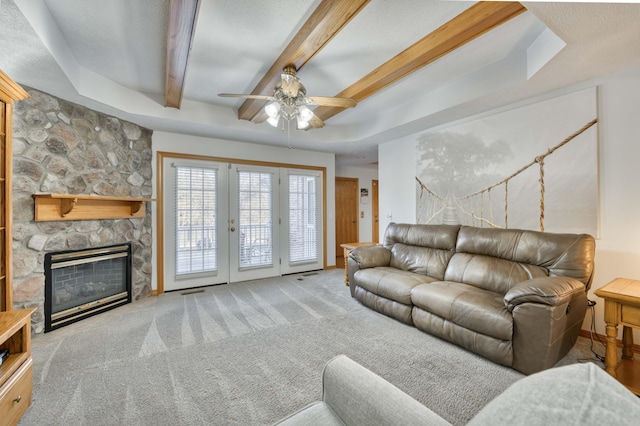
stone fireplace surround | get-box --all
[11,87,153,333]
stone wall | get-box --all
[11,87,153,333]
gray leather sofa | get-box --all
[348,223,596,374]
[275,355,640,425]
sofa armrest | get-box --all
[349,246,391,269]
[347,247,392,297]
[504,276,586,312]
[320,355,451,426]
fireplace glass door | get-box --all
[45,243,132,331]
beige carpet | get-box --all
[20,269,603,425]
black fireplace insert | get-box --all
[44,243,132,332]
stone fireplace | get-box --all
[11,87,153,333]
[44,243,132,332]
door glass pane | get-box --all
[238,170,273,268]
[175,166,217,275]
[289,174,319,263]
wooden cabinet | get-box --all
[0,308,35,425]
[0,62,33,426]
[0,69,29,311]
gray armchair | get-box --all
[275,355,640,426]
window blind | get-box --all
[237,170,273,268]
[175,166,218,275]
[288,173,320,263]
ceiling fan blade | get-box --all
[253,111,268,124]
[306,96,357,108]
[218,93,274,101]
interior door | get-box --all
[164,159,229,291]
[335,177,359,268]
[229,164,280,282]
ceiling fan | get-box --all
[219,65,357,130]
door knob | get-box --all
[230,227,236,232]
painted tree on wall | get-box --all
[416,131,511,225]
[416,88,598,234]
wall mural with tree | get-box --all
[416,88,598,235]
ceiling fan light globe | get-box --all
[267,116,280,127]
[298,105,314,122]
[265,102,281,118]
[297,117,310,130]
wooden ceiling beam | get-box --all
[313,1,527,121]
[165,0,201,109]
[237,0,370,122]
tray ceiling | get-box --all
[2,0,640,166]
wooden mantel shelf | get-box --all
[32,194,155,221]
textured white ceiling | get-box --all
[186,0,318,104]
[2,0,640,167]
[42,0,169,95]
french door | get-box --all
[280,169,323,275]
[164,160,229,290]
[163,158,323,291]
[228,164,279,282]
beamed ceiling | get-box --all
[2,0,640,167]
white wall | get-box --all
[378,135,417,235]
[379,64,640,339]
[335,165,379,242]
[589,67,640,338]
[151,132,336,291]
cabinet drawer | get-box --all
[621,304,640,328]
[0,358,32,426]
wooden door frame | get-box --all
[372,179,379,243]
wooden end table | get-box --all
[594,278,640,395]
[340,242,377,286]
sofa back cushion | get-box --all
[384,223,460,280]
[445,226,596,294]
[468,362,640,426]
[444,253,549,294]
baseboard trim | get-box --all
[579,329,640,353]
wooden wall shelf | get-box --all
[32,194,155,221]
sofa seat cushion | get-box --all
[412,308,513,367]
[354,266,436,305]
[411,281,513,341]
[354,286,414,324]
